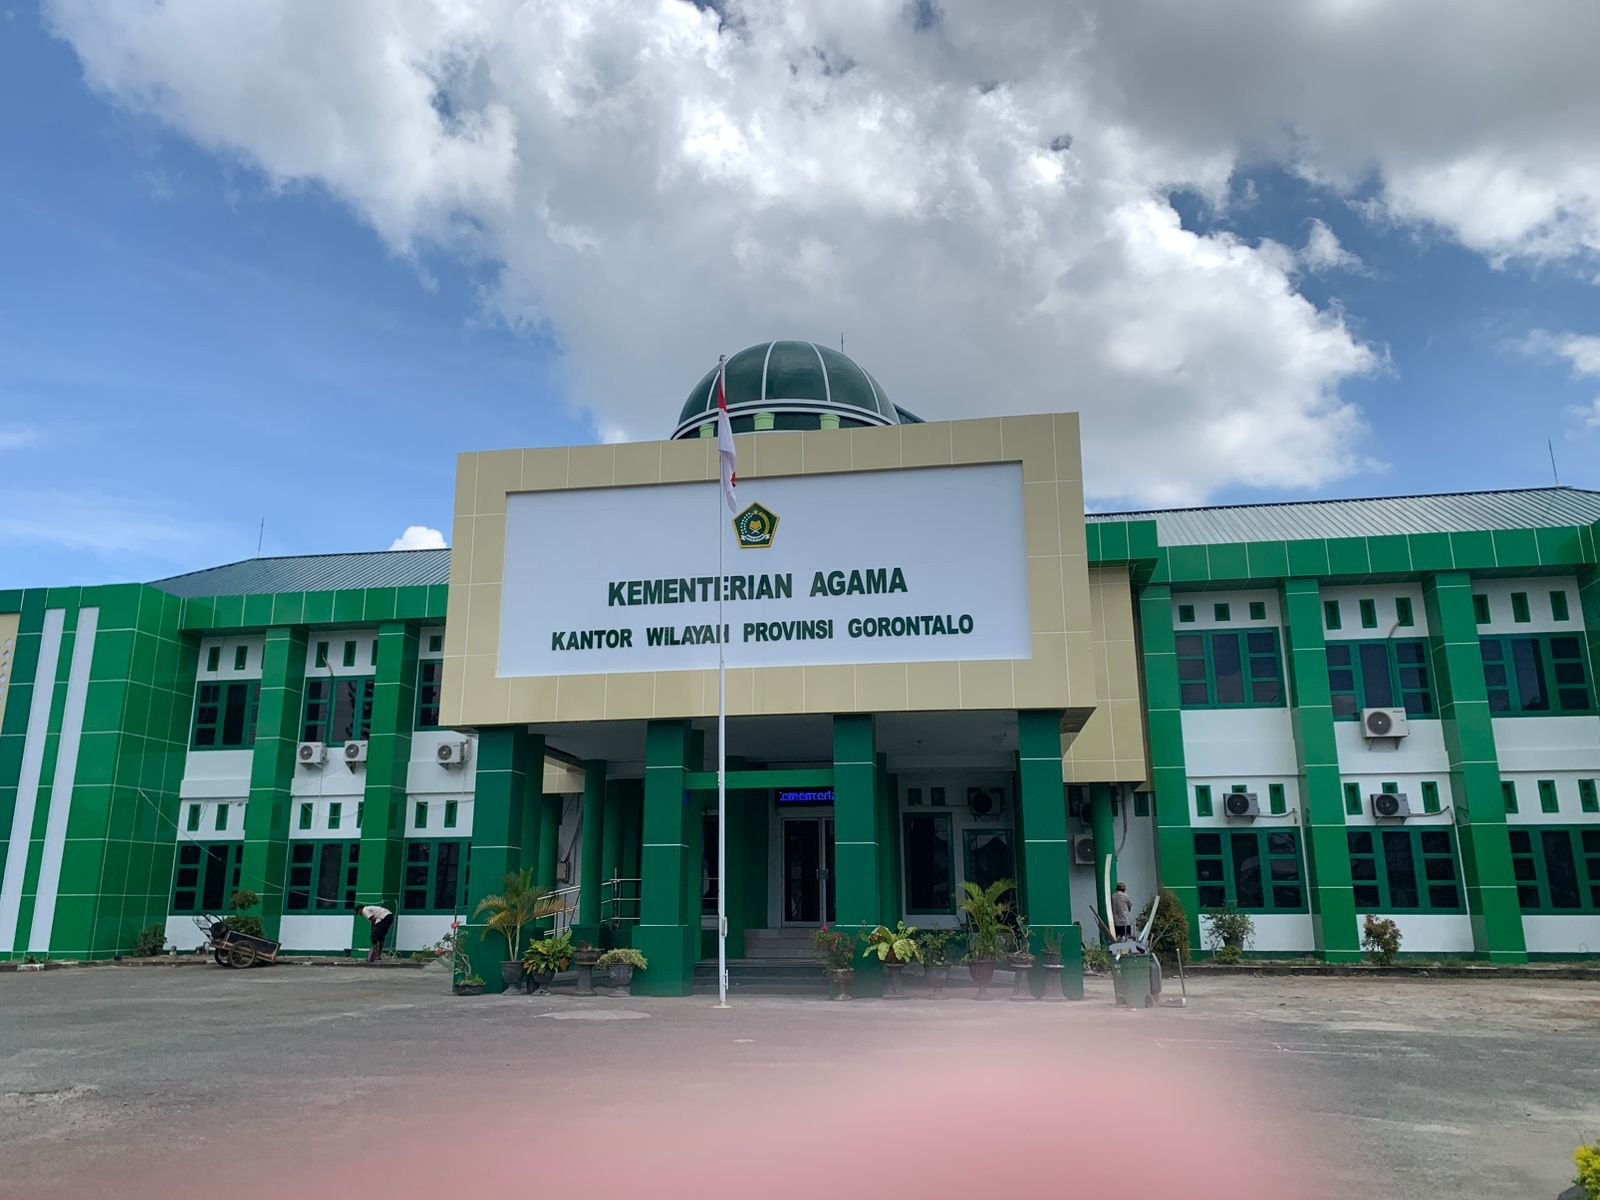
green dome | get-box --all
[674,341,911,439]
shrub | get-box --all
[861,922,922,964]
[1081,943,1113,974]
[1362,914,1402,966]
[1214,944,1244,966]
[1138,888,1190,965]
[1202,903,1255,951]
[220,889,263,938]
[1573,1139,1600,1199]
[596,947,648,970]
[916,928,960,966]
[811,925,856,971]
[131,924,167,957]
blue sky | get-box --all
[4,2,1600,587]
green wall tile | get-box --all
[363,589,398,621]
[1286,540,1330,577]
[270,593,305,626]
[1245,541,1290,580]
[1207,543,1249,582]
[1167,545,1208,582]
[332,592,365,623]
[1408,532,1454,572]
[1490,527,1541,568]
[1098,522,1129,561]
[425,585,449,616]
[302,592,335,624]
[1449,530,1496,569]
[241,594,274,627]
[1127,521,1160,561]
[1325,537,1371,577]
[1535,526,1583,566]
[1366,535,1411,575]
[395,586,429,619]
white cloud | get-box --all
[1299,220,1362,274]
[1569,397,1600,431]
[43,0,1600,503]
[388,524,448,551]
[1523,330,1600,379]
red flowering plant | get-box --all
[811,924,856,972]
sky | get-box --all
[3,0,1600,588]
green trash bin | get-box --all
[1111,951,1153,1009]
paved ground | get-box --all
[2,965,1598,1199]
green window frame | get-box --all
[1502,781,1519,814]
[1193,829,1306,913]
[1480,634,1594,715]
[1213,603,1230,623]
[402,839,469,913]
[414,800,428,828]
[1550,591,1571,622]
[1133,791,1151,817]
[1267,783,1286,816]
[428,634,443,653]
[285,841,361,912]
[1344,782,1362,816]
[205,646,221,672]
[315,641,329,668]
[1177,604,1195,624]
[191,681,261,749]
[329,801,343,831]
[342,640,357,668]
[1249,601,1267,621]
[301,676,376,745]
[1473,594,1491,624]
[416,660,443,729]
[903,812,956,914]
[443,799,459,829]
[1175,629,1285,708]
[1509,826,1600,913]
[1538,780,1559,814]
[1347,828,1464,913]
[171,842,244,914]
[1420,781,1440,814]
[370,639,379,667]
[298,802,313,830]
[1194,785,1213,818]
[1395,597,1415,627]
[233,645,248,671]
[1323,600,1342,631]
[215,804,228,832]
[1325,639,1434,719]
[1511,592,1531,624]
[186,805,201,833]
[1359,598,1378,629]
[1580,779,1599,814]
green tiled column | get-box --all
[875,757,900,925]
[536,794,562,893]
[240,626,308,942]
[1088,781,1117,941]
[1280,579,1360,961]
[1018,711,1072,943]
[1137,584,1199,948]
[572,759,606,945]
[832,715,880,933]
[353,621,418,952]
[1423,572,1526,961]
[464,726,541,991]
[634,720,695,996]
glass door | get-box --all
[781,816,835,925]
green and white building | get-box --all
[3,341,1599,989]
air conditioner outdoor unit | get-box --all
[1371,792,1412,820]
[297,741,327,766]
[1071,836,1097,867]
[967,789,1006,820]
[436,740,470,766]
[1362,707,1410,740]
[343,740,368,766]
[1223,792,1261,820]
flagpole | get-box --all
[716,356,730,1009]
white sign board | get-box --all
[499,461,1031,676]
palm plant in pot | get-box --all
[473,867,561,993]
[916,929,960,998]
[861,921,921,1000]
[812,925,857,1000]
[596,947,647,994]
[522,930,573,994]
[958,878,1014,1000]
[1005,918,1037,1001]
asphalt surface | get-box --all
[2,964,1597,1199]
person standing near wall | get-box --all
[357,902,394,964]
[1110,882,1134,941]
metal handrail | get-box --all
[601,875,642,925]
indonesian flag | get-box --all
[716,356,737,512]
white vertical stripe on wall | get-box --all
[29,607,98,953]
[0,609,66,952]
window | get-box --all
[171,843,243,914]
[1347,828,1462,912]
[1538,780,1559,814]
[903,813,954,913]
[1473,594,1491,624]
[1195,785,1213,818]
[342,640,357,668]
[1510,827,1600,912]
[370,639,379,667]
[1268,783,1286,816]
[1324,600,1342,631]
[1193,830,1305,912]
[186,805,201,833]
[298,802,313,830]
[1511,592,1531,624]
[1395,597,1415,627]
[285,841,360,912]
[962,828,1014,893]
[1502,781,1518,815]
[416,661,442,729]
[428,634,443,653]
[402,840,468,912]
[1359,598,1378,629]
[1249,601,1267,621]
[443,799,459,829]
[1133,792,1151,817]
[1581,779,1599,814]
[1213,603,1230,623]
[1325,639,1434,718]
[315,641,329,668]
[206,646,221,673]
[1344,782,1362,816]
[414,801,427,828]
[1175,630,1285,708]
[215,804,228,831]
[329,802,343,831]
[1550,591,1571,622]
[233,645,248,671]
[1481,635,1593,714]
[192,681,260,749]
[1177,604,1195,624]
[1420,781,1440,814]
[302,676,376,744]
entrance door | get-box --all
[781,816,835,925]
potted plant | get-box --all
[572,941,602,996]
[473,867,560,993]
[523,930,574,993]
[812,925,857,1000]
[1037,927,1067,1001]
[1203,902,1255,953]
[958,878,1014,1000]
[916,929,959,998]
[861,921,921,1000]
[1005,917,1037,1001]
[596,947,648,994]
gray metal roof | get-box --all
[1086,487,1600,547]
[150,549,451,597]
